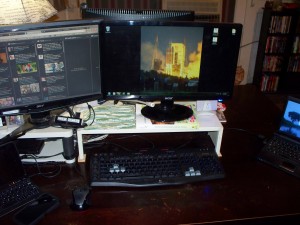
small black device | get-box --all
[71,186,91,211]
[15,139,45,155]
[54,115,85,128]
[13,193,59,225]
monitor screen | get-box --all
[0,19,102,123]
[279,96,300,139]
[100,20,242,121]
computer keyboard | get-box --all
[89,146,225,187]
[0,178,41,217]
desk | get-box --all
[1,85,300,225]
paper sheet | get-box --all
[0,0,57,25]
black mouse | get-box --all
[71,186,91,211]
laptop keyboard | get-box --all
[264,135,300,162]
[0,178,41,217]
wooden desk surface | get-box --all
[1,85,300,225]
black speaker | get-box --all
[62,136,75,160]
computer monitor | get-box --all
[81,5,195,21]
[0,19,102,141]
[100,20,242,122]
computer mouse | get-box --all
[70,186,91,211]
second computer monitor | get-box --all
[100,20,242,122]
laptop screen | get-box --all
[279,96,300,140]
[0,142,25,188]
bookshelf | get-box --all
[253,7,300,93]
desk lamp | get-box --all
[0,0,57,25]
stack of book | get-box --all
[260,74,279,92]
[269,15,292,34]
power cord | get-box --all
[83,103,95,126]
[224,127,266,141]
[22,154,63,178]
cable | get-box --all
[65,106,76,118]
[240,40,259,49]
[86,103,95,126]
[107,134,156,150]
[83,134,156,152]
[224,127,266,141]
[172,133,206,151]
[117,100,155,107]
[84,134,108,144]
[23,156,62,179]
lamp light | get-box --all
[0,0,57,25]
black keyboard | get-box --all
[89,147,225,187]
[0,178,41,217]
[264,135,300,162]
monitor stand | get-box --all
[0,111,52,145]
[141,99,193,122]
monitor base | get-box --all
[141,99,193,122]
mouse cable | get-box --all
[23,156,62,179]
[224,127,266,141]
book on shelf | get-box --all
[260,74,279,92]
[263,56,283,72]
[292,36,300,54]
[269,15,292,34]
[265,36,287,53]
[288,56,300,72]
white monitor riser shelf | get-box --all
[76,103,223,162]
[0,126,74,163]
[0,102,224,163]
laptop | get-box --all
[0,142,41,217]
[257,96,300,178]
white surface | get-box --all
[197,100,218,111]
[0,126,73,163]
[234,0,267,84]
[21,139,71,163]
[0,126,73,139]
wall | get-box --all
[234,0,267,84]
[48,0,85,10]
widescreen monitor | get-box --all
[0,19,102,140]
[100,20,242,122]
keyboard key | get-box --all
[0,178,41,217]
